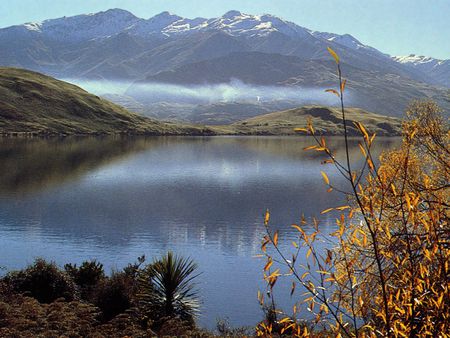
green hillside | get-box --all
[0,67,211,136]
[229,105,402,136]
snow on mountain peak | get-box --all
[393,54,439,65]
[34,9,139,41]
[197,11,311,38]
[23,22,42,32]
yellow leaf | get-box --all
[325,89,340,97]
[273,231,279,246]
[292,224,305,236]
[321,207,334,214]
[294,128,308,133]
[306,248,312,258]
[264,209,270,225]
[367,158,374,171]
[340,79,347,93]
[355,121,369,140]
[370,132,376,145]
[391,183,397,196]
[264,258,273,271]
[327,46,340,64]
[358,142,367,157]
[321,171,330,185]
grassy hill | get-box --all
[0,68,402,136]
[227,105,402,136]
[0,67,212,135]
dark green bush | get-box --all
[4,258,76,303]
[64,260,105,299]
[94,271,135,321]
[137,252,200,324]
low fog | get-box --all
[64,78,351,106]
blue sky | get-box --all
[1,0,449,59]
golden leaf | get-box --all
[264,209,270,225]
[321,207,334,214]
[321,171,330,185]
[340,79,347,93]
[325,89,340,97]
[294,127,308,133]
[327,46,340,64]
[264,258,273,271]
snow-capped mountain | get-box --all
[16,8,140,41]
[392,55,450,87]
[0,9,448,118]
[14,9,321,40]
[312,32,388,57]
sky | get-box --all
[0,0,449,59]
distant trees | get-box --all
[258,49,449,337]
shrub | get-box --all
[94,271,135,322]
[3,258,76,303]
[64,260,105,299]
[137,252,200,324]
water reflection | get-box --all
[0,136,400,328]
[0,137,157,194]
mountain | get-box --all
[128,51,449,117]
[0,67,212,135]
[0,9,442,82]
[392,55,450,87]
[0,9,448,120]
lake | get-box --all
[0,136,399,329]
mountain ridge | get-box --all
[1,9,449,121]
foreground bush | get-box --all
[65,260,105,300]
[137,251,201,326]
[0,284,154,337]
[94,271,135,322]
[4,259,76,303]
[0,254,210,336]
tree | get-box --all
[257,48,449,337]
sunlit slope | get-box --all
[229,105,402,135]
[0,67,210,135]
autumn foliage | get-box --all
[258,48,449,337]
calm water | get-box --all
[0,136,399,328]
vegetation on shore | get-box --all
[0,255,215,337]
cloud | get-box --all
[63,78,352,106]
